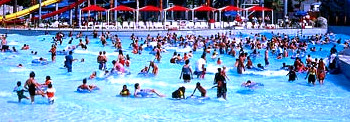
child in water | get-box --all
[120,85,131,96]
[46,83,56,104]
[200,68,206,79]
[13,81,30,102]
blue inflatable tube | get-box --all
[32,59,48,65]
[291,54,306,59]
[76,87,100,93]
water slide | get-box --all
[32,0,87,20]
[0,0,12,6]
[0,0,61,21]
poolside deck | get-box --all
[0,27,327,36]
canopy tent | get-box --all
[165,5,190,11]
[81,5,107,12]
[191,5,216,21]
[218,6,242,11]
[245,6,273,24]
[139,5,160,12]
[107,5,135,26]
[192,5,216,12]
[246,6,272,11]
[217,6,242,22]
[164,5,190,22]
[79,5,107,27]
[109,5,135,11]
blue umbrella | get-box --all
[294,11,307,17]
[224,11,237,17]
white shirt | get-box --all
[195,58,206,71]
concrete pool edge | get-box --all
[0,27,327,36]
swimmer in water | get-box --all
[286,67,297,82]
[89,71,97,79]
[191,82,207,97]
[241,80,253,87]
[78,78,97,91]
[172,86,185,99]
[133,83,165,97]
[120,85,131,96]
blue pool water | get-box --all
[0,32,350,121]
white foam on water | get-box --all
[9,68,30,72]
[243,70,289,76]
[0,91,14,97]
[7,41,19,46]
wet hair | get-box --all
[185,60,190,64]
[123,85,127,88]
[29,71,35,78]
[134,83,139,89]
[48,83,52,88]
[83,78,87,84]
[196,82,200,86]
[179,86,185,92]
[69,51,73,55]
[247,80,251,83]
[112,60,116,65]
[17,81,21,86]
[46,76,51,80]
[217,68,222,72]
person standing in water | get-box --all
[305,66,317,85]
[65,51,77,72]
[24,71,45,104]
[265,48,269,66]
[179,60,193,83]
[286,67,297,82]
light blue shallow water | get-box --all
[0,32,350,121]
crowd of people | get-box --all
[2,29,346,104]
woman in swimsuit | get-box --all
[179,60,193,83]
[24,71,45,104]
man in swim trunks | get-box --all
[305,66,317,85]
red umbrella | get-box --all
[246,6,272,11]
[193,5,216,11]
[109,5,135,11]
[81,5,106,12]
[139,5,160,12]
[165,5,190,11]
[219,6,243,11]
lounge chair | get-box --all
[138,21,147,29]
[214,22,221,29]
[194,22,201,29]
[153,22,163,29]
[122,21,129,29]
[129,22,135,29]
[186,22,194,29]
[200,22,208,29]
